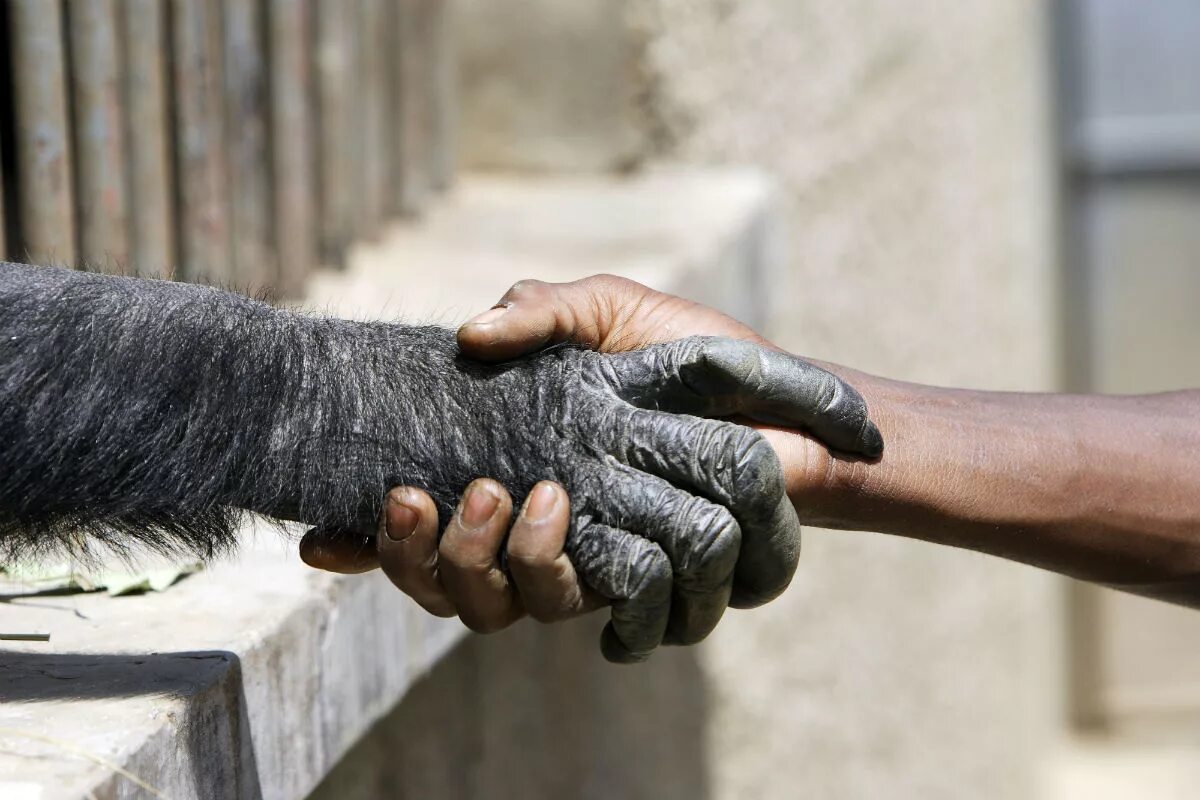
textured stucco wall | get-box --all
[317,3,1066,798]
[632,3,1063,798]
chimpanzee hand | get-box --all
[459,335,879,661]
[298,320,881,663]
[0,262,878,666]
[303,277,886,662]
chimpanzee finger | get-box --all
[376,487,457,618]
[299,525,380,574]
[595,407,800,608]
[603,336,884,458]
[587,465,741,645]
[437,480,525,634]
[570,521,672,663]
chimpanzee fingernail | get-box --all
[385,493,420,541]
[522,482,559,522]
[466,306,508,327]
[461,483,500,529]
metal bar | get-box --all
[385,0,405,217]
[9,0,77,267]
[341,0,366,243]
[267,0,317,297]
[1069,115,1200,176]
[358,0,388,236]
[120,0,176,279]
[395,0,431,216]
[0,138,6,261]
[428,0,455,191]
[66,0,130,274]
[314,0,352,266]
[170,0,233,285]
[223,0,275,291]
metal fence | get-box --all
[0,0,454,296]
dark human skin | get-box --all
[305,274,1200,631]
[0,262,882,663]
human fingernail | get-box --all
[461,483,500,528]
[523,482,559,522]
[467,306,508,326]
[385,494,419,542]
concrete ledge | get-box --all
[0,167,780,800]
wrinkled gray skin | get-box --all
[0,262,882,662]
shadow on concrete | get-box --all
[0,648,235,701]
[0,649,265,799]
[310,614,713,800]
[1,616,713,800]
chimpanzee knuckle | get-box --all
[627,542,672,604]
[601,621,653,664]
[683,337,757,398]
[676,501,740,585]
[730,500,802,609]
[735,430,786,503]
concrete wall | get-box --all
[315,3,1066,798]
[633,3,1063,798]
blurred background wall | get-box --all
[614,3,1061,798]
[317,2,1067,799]
[9,1,1196,796]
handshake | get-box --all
[301,275,884,664]
[5,262,1191,659]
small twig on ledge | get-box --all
[0,726,166,798]
[0,632,50,641]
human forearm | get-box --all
[781,367,1200,598]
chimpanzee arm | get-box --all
[0,262,881,661]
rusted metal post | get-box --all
[393,0,431,216]
[358,0,388,237]
[341,0,366,244]
[170,0,233,285]
[9,0,77,267]
[314,0,353,266]
[66,0,130,273]
[223,0,276,292]
[0,146,7,261]
[267,0,317,297]
[120,0,176,279]
[429,0,456,191]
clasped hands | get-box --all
[301,276,882,662]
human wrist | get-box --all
[767,361,977,541]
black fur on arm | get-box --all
[0,261,883,662]
[0,261,463,562]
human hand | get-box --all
[302,278,882,661]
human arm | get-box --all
[786,374,1200,602]
[339,275,1200,619]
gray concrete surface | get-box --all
[636,4,1064,798]
[0,526,463,800]
[0,168,779,800]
